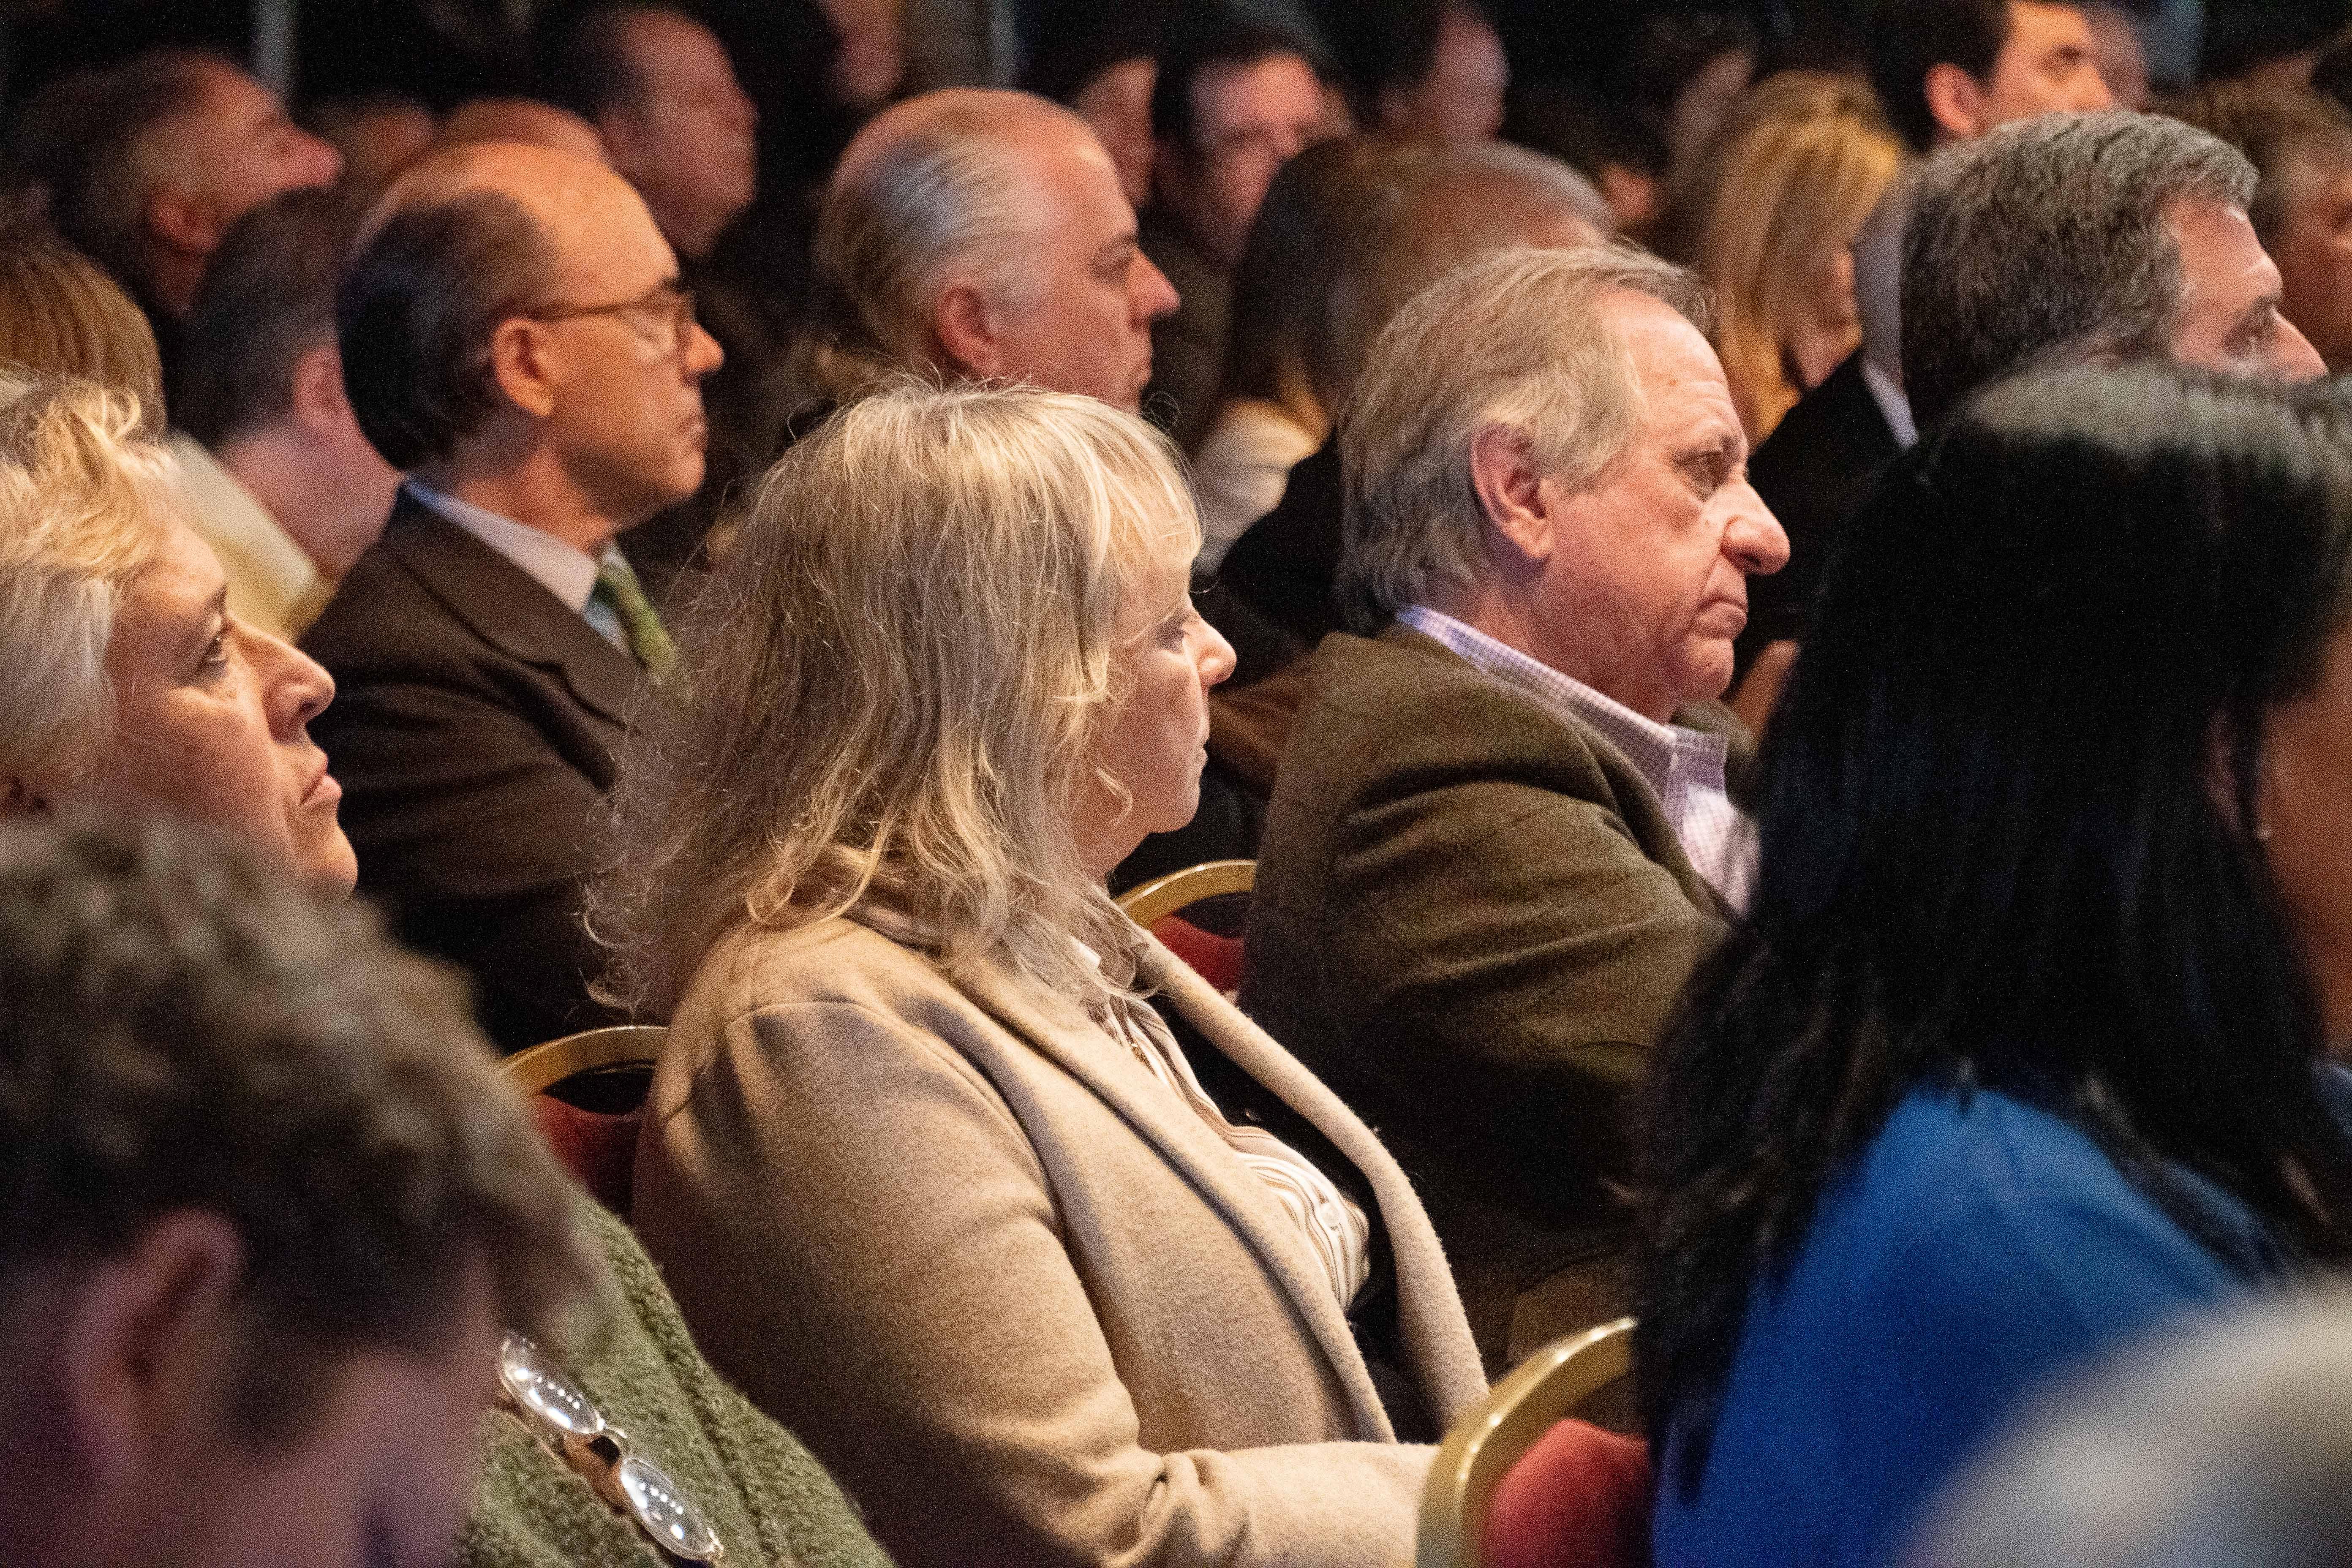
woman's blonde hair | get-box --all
[0,234,166,431]
[0,371,173,783]
[596,378,1199,1017]
[1667,72,1901,440]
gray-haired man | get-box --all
[1242,245,1787,1371]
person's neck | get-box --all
[215,427,381,579]
[1417,576,1676,723]
[410,447,630,559]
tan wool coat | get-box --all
[632,912,1488,1568]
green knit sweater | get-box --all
[461,1200,893,1568]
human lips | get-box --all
[300,754,341,810]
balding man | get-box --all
[1243,247,1787,1371]
[809,87,1177,409]
[304,141,723,1050]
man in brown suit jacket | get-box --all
[1243,245,1788,1371]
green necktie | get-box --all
[591,555,677,684]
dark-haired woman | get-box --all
[1639,364,2352,1568]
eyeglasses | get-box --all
[496,1332,725,1562]
[524,283,700,360]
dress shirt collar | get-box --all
[404,479,603,613]
[1861,358,1917,450]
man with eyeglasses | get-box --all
[305,139,723,1053]
[1141,18,1336,448]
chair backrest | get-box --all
[501,1023,670,1095]
[1115,858,1255,928]
[1418,1318,1642,1568]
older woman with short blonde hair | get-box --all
[1667,71,1903,441]
[603,380,1487,1568]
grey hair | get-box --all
[1908,1286,2352,1568]
[810,90,1082,396]
[1902,110,2258,428]
[1338,243,1712,630]
[594,378,1200,1019]
[0,372,174,785]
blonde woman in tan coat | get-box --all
[599,380,1488,1568]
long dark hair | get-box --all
[1637,365,2352,1489]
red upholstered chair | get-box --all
[1116,860,1255,994]
[502,1024,668,1217]
[1418,1318,1652,1568]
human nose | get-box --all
[299,126,343,186]
[1135,254,1179,325]
[1723,484,1790,576]
[1196,615,1236,689]
[682,318,724,378]
[252,625,335,737]
[2075,65,2115,111]
[2271,316,2327,382]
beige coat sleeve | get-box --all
[635,996,1437,1568]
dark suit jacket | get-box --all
[1739,348,1899,673]
[302,495,649,1052]
[1209,438,1343,686]
[1241,625,1734,1371]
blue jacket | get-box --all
[1652,1082,2282,1568]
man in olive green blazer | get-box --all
[1242,244,1788,1372]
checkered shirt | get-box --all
[1397,607,1756,911]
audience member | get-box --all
[0,811,599,1568]
[1902,111,2321,426]
[0,230,163,428]
[1329,0,1511,144]
[606,380,1486,1568]
[1244,246,1786,1370]
[1639,364,2352,1567]
[1741,111,2315,706]
[540,5,758,262]
[24,50,340,355]
[173,188,400,642]
[439,96,610,162]
[1144,18,1334,446]
[1022,18,1164,209]
[808,87,1177,409]
[0,368,891,1568]
[309,140,722,1052]
[2171,82,2352,372]
[539,4,779,599]
[1188,136,1406,575]
[1910,1287,2352,1568]
[1750,0,2115,692]
[304,91,441,190]
[1665,71,1904,443]
[1869,0,2112,153]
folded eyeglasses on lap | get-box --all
[497,1332,725,1563]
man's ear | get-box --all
[486,318,561,420]
[143,185,222,259]
[54,1211,246,1494]
[595,110,648,184]
[932,280,1006,381]
[1922,61,1991,142]
[1468,423,1556,571]
[288,342,354,438]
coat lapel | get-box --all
[949,945,1408,1440]
[381,495,645,730]
[1135,934,1491,1428]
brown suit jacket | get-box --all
[633,912,1486,1568]
[1241,626,1737,1371]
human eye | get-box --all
[193,626,231,683]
